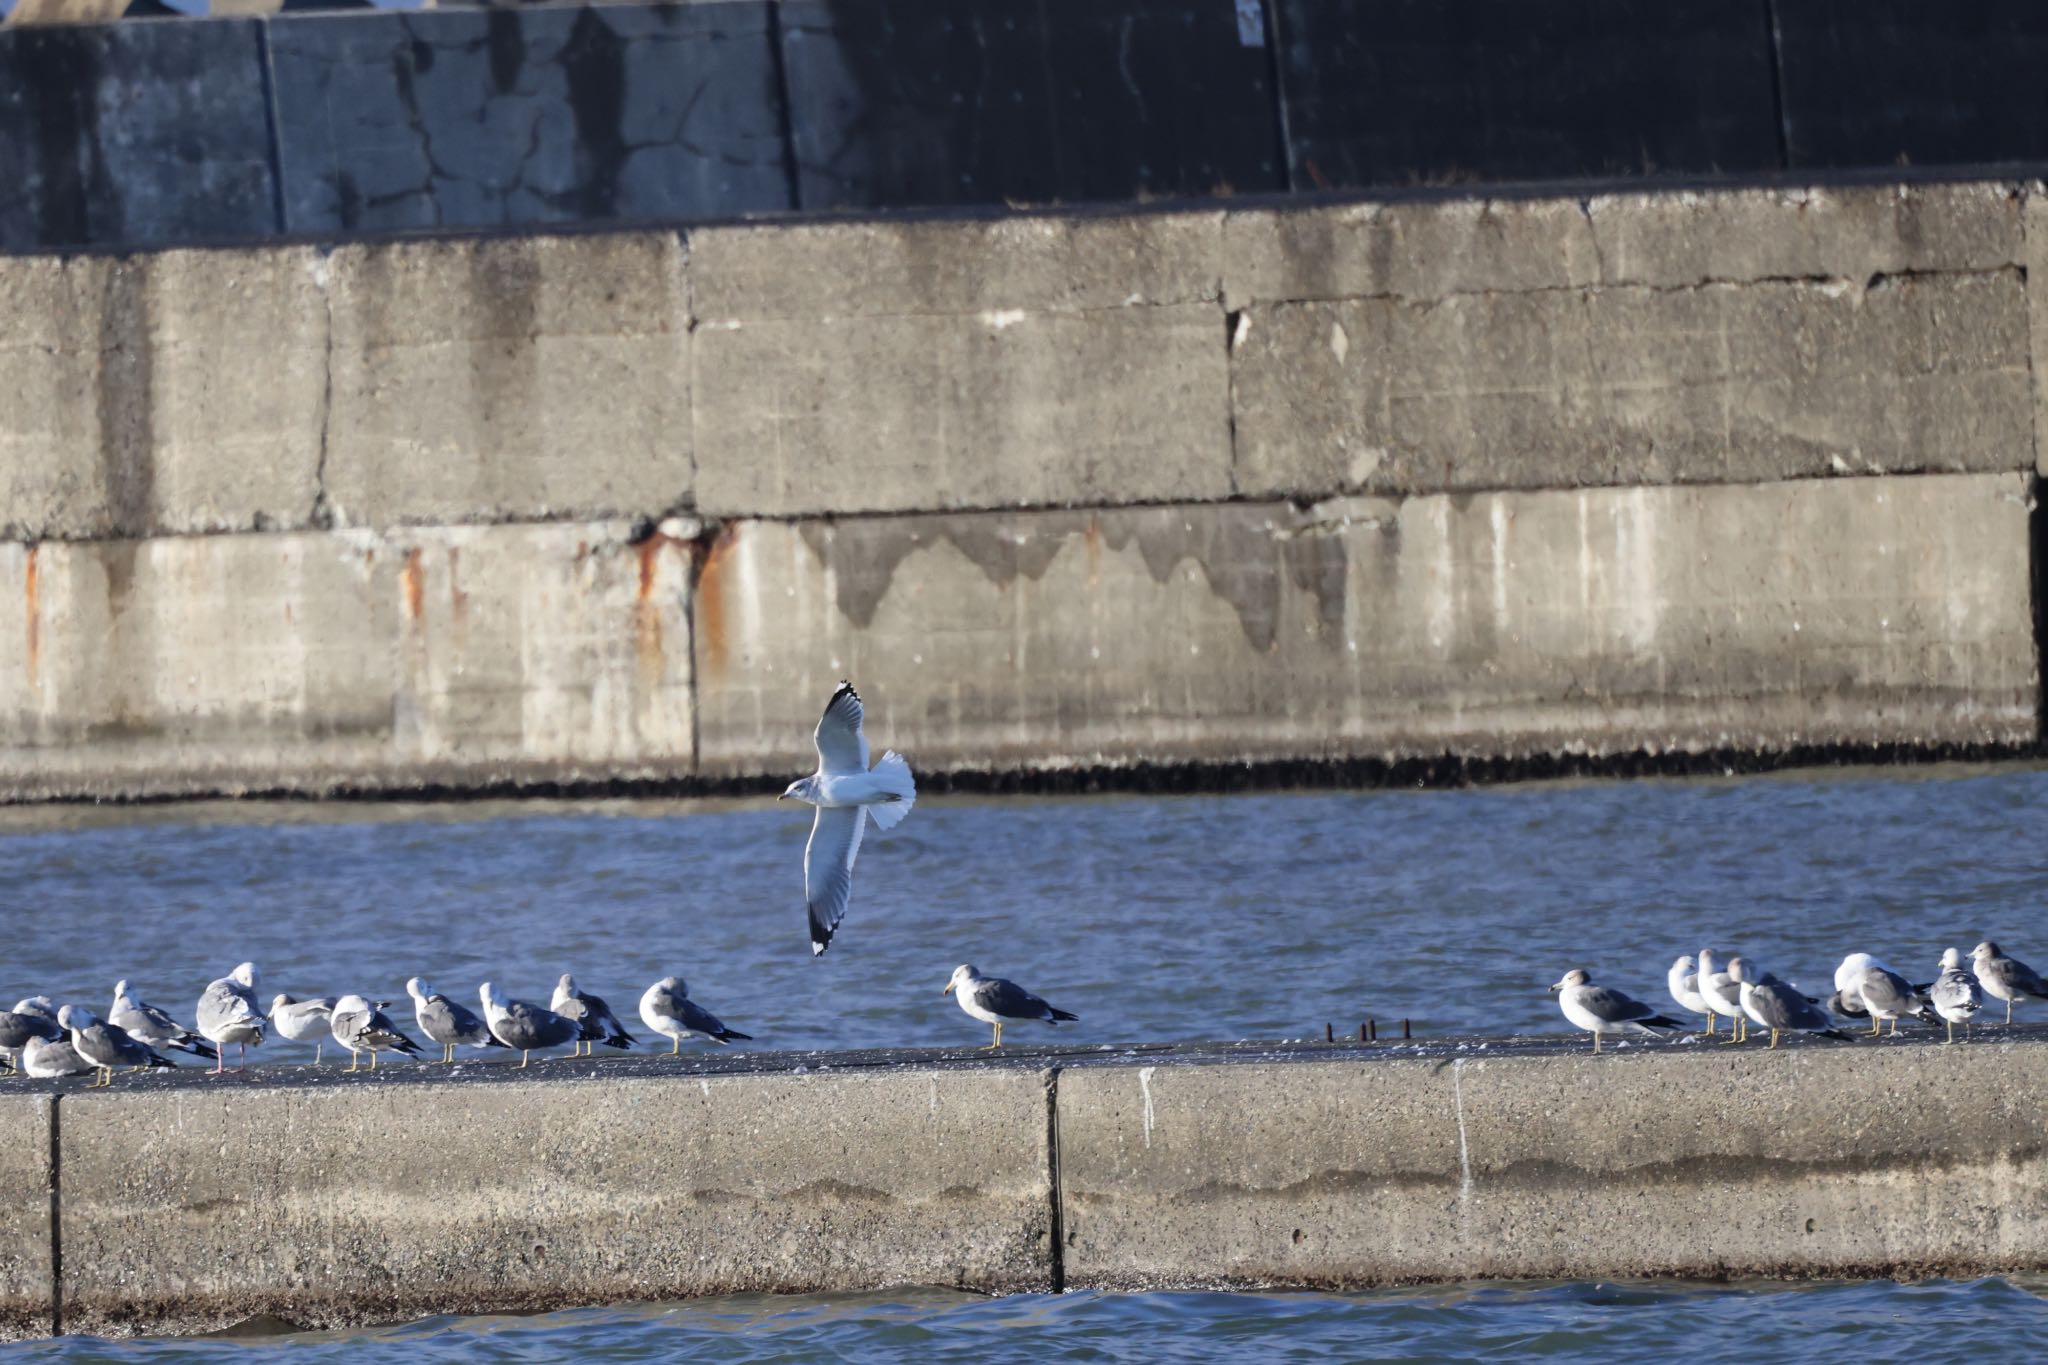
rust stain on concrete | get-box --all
[401,547,424,623]
[447,547,468,621]
[24,546,39,691]
[634,535,669,683]
[692,524,739,680]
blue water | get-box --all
[5,763,2048,1356]
[10,1280,2048,1360]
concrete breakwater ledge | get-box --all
[2,176,2046,799]
[0,1035,2044,1338]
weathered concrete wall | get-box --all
[0,521,695,799]
[692,475,2036,776]
[1,178,2045,797]
[5,1038,2047,1338]
[56,1067,1052,1336]
[1060,1042,2048,1288]
[0,1097,50,1340]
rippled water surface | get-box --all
[10,1279,2048,1362]
[5,764,2048,1359]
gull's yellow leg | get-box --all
[1869,1014,1881,1037]
[519,1050,531,1069]
[344,1049,361,1074]
[1946,1018,1954,1045]
[1705,1013,1716,1037]
[1769,1029,1781,1050]
[370,1050,379,1071]
[671,1036,680,1056]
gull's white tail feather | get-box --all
[864,751,917,831]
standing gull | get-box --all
[1695,949,1749,1043]
[552,975,636,1057]
[1843,957,1935,1037]
[59,1006,177,1086]
[1730,958,1851,1049]
[328,996,425,1072]
[479,983,578,1067]
[1930,948,1982,1044]
[1547,969,1681,1055]
[639,977,753,1052]
[22,1036,93,1079]
[408,977,504,1063]
[196,963,266,1075]
[1667,955,1715,1035]
[268,995,339,1064]
[780,682,917,955]
[1971,941,2048,1025]
[0,999,61,1077]
[944,964,1078,1050]
[111,981,218,1063]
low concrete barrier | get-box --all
[2,1036,2044,1338]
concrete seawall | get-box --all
[3,178,2047,797]
[2,1034,2045,1338]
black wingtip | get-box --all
[720,1029,754,1042]
[1049,1008,1079,1022]
[602,1036,633,1050]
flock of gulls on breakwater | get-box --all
[1551,943,2048,1053]
[2,680,2042,1082]
[0,684,1082,1085]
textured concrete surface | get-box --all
[691,474,2036,778]
[0,248,327,540]
[57,1067,1052,1336]
[0,521,694,800]
[267,4,790,235]
[1220,179,2024,307]
[0,1097,50,1341]
[1059,1042,2048,1288]
[692,304,1229,517]
[1231,271,2031,499]
[323,233,691,528]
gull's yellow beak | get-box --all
[1545,983,1562,992]
[942,982,955,995]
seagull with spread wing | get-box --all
[780,682,916,955]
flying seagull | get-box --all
[1729,958,1852,1049]
[551,974,635,1056]
[328,995,425,1072]
[1547,968,1682,1054]
[1972,941,2048,1025]
[196,963,266,1075]
[479,982,578,1067]
[111,981,218,1062]
[407,977,504,1063]
[780,682,917,955]
[267,995,339,1064]
[944,964,1077,1050]
[639,976,753,1052]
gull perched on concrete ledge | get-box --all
[780,682,916,955]
[1972,941,2048,1024]
[329,996,425,1072]
[268,995,339,1064]
[944,964,1077,1050]
[0,999,61,1076]
[1667,955,1715,1035]
[1694,949,1748,1042]
[196,963,266,1074]
[1930,948,1982,1044]
[1547,969,1681,1055]
[639,976,753,1052]
[1842,957,1936,1036]
[111,981,218,1063]
[22,1036,93,1079]
[480,983,579,1067]
[59,1006,177,1086]
[408,977,504,1063]
[1729,958,1851,1049]
[552,974,635,1056]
